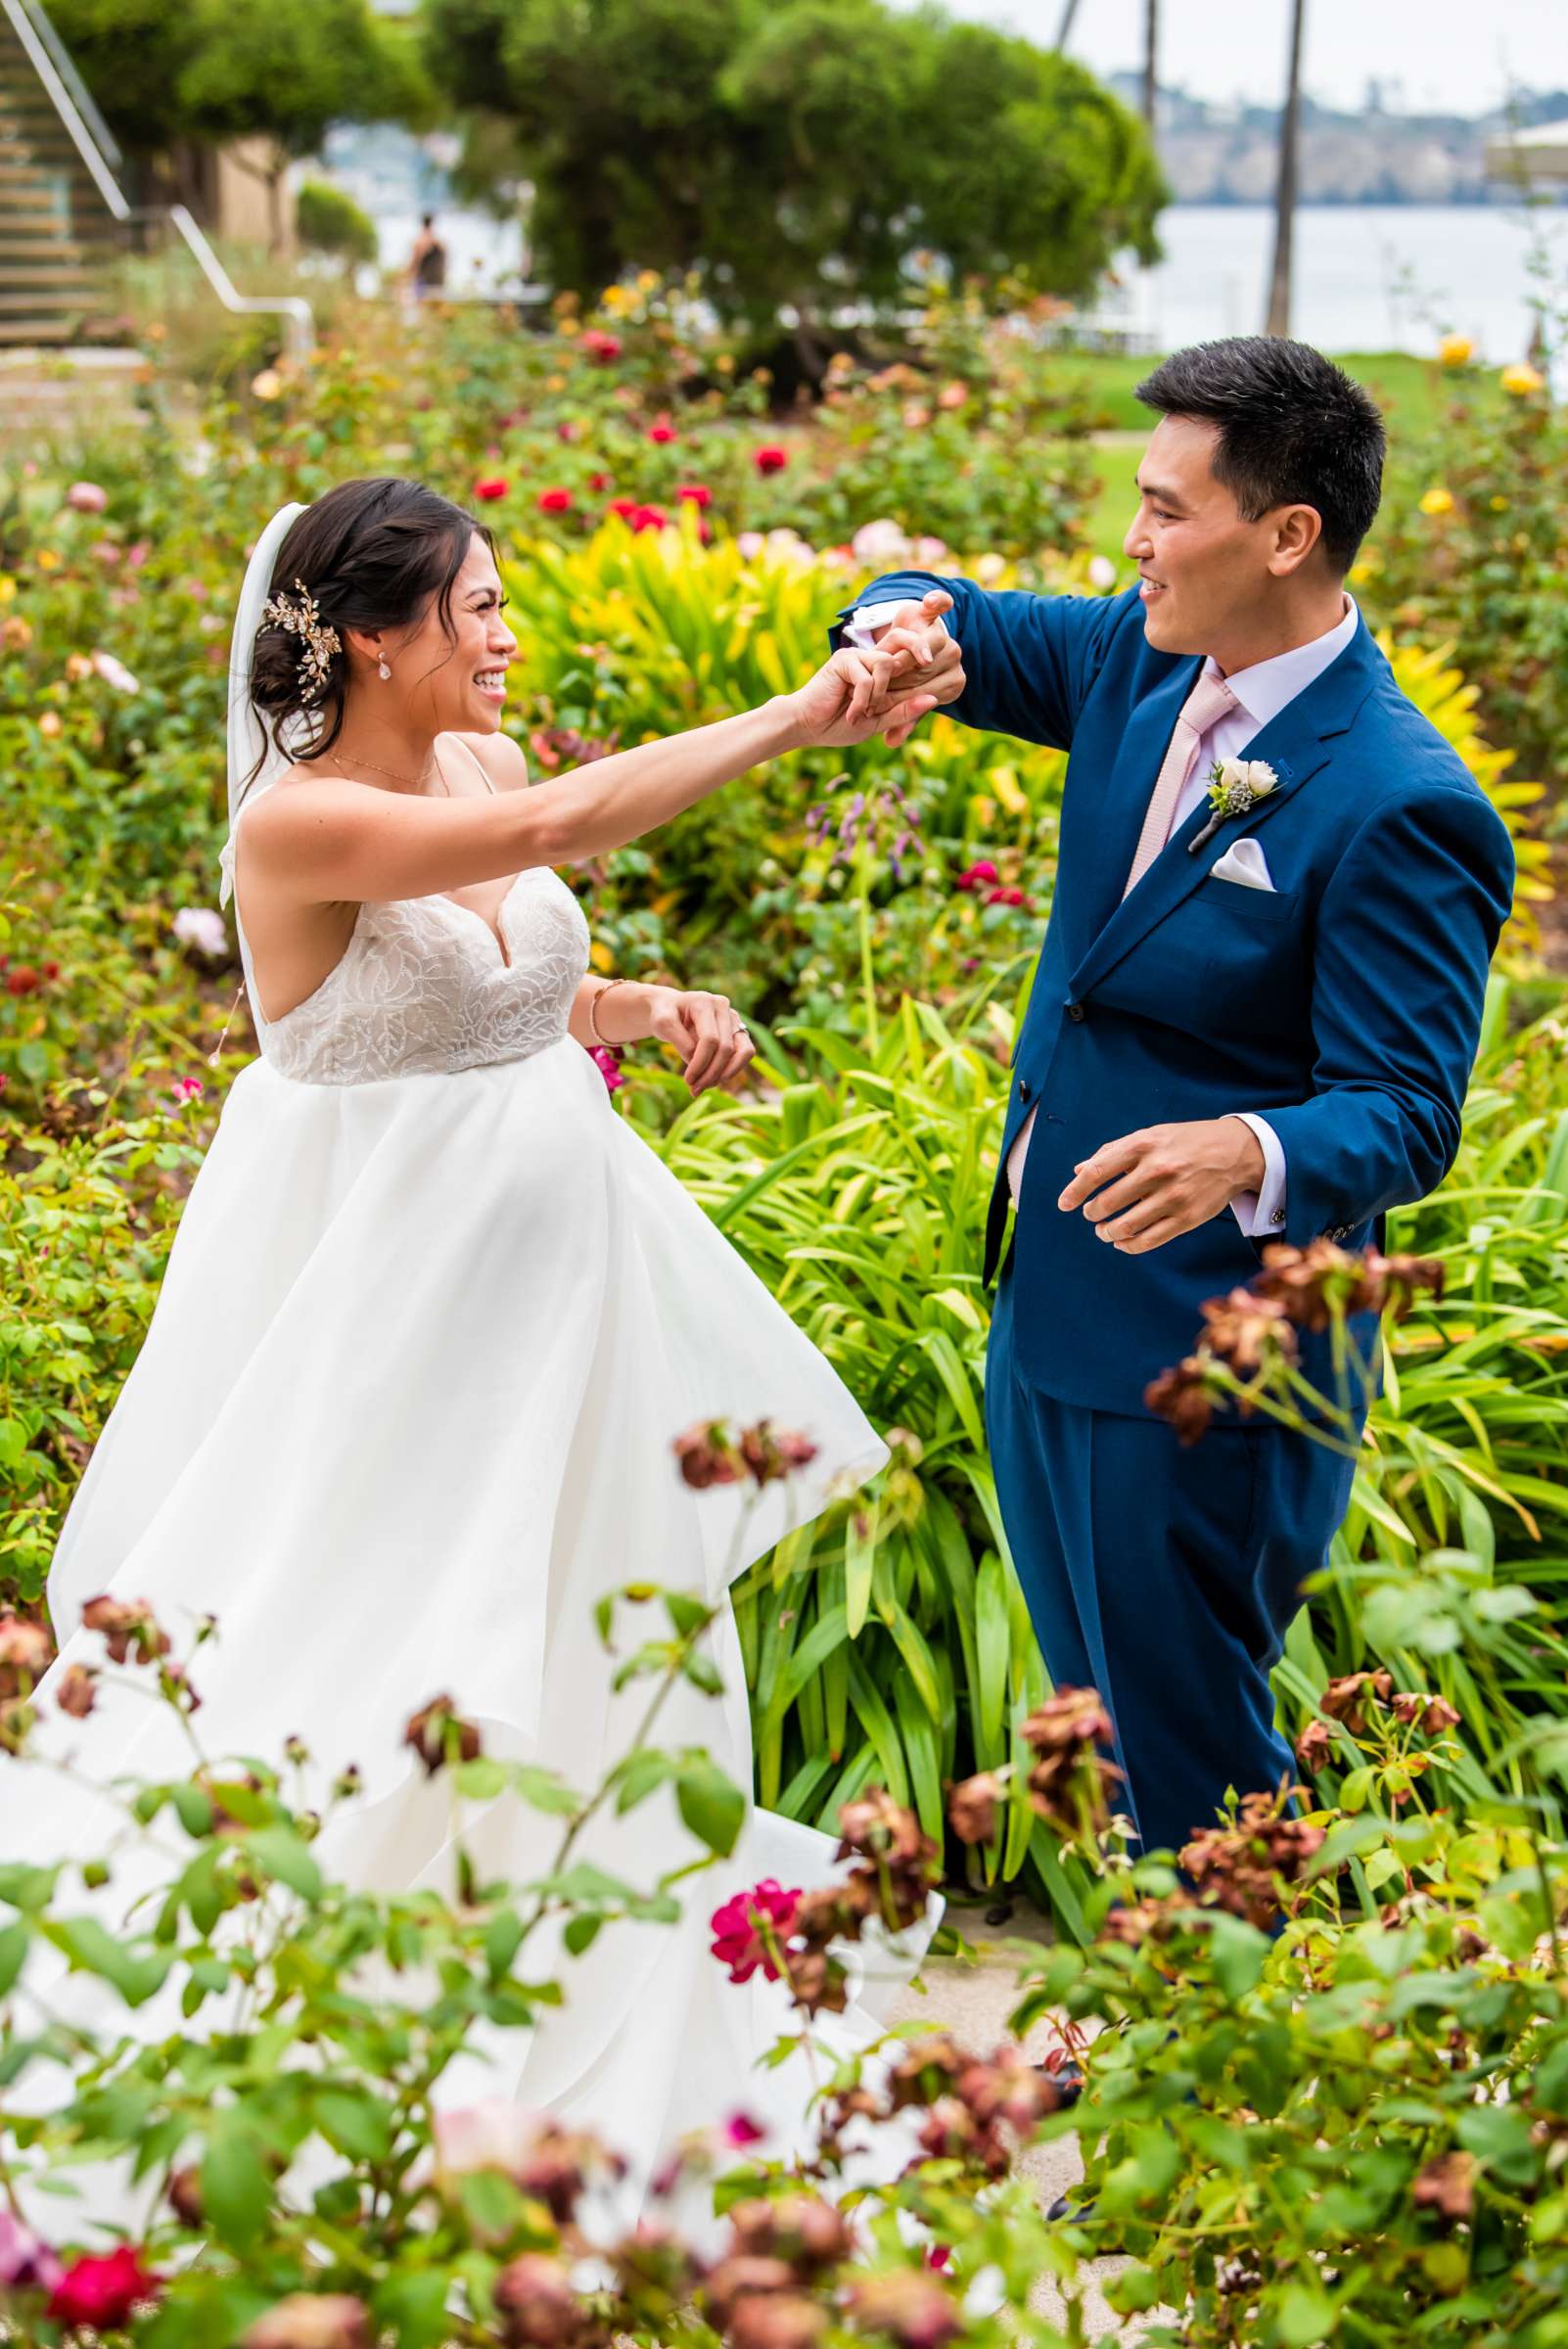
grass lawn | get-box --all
[1046,345,1501,561]
[1041,345,1474,436]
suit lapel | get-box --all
[1066,615,1385,1004]
[1059,653,1202,956]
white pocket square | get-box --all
[1209,838,1276,893]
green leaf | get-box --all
[170,1782,214,1838]
[45,1916,169,2005]
[200,2118,273,2249]
[0,1920,28,2000]
[564,1913,603,1955]
[676,1759,746,1858]
[1275,2281,1335,2347]
[243,1826,322,1903]
[314,2088,393,2165]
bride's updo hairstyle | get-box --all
[245,476,494,789]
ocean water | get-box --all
[1128,203,1568,359]
[363,198,1568,365]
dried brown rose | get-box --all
[1411,2149,1476,2223]
[1197,1287,1298,1376]
[672,1420,744,1489]
[56,1663,99,1719]
[1390,1690,1461,1736]
[402,1694,483,1775]
[242,2296,370,2349]
[845,2269,963,2348]
[1320,1670,1394,1734]
[80,1594,170,1665]
[1143,1356,1216,1445]
[945,1771,1002,1846]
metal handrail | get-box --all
[155,206,315,360]
[1,0,314,356]
[1,0,125,217]
[17,0,119,169]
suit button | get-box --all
[1066,1002,1085,1023]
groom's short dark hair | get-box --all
[1134,337,1385,575]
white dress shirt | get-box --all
[845,591,1361,1237]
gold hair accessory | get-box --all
[259,576,342,704]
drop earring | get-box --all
[377,658,392,680]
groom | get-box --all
[832,336,1515,1862]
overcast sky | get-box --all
[923,0,1568,116]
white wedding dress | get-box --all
[4,770,937,2248]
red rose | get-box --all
[588,471,612,491]
[755,444,788,475]
[632,503,668,531]
[710,1879,801,1984]
[474,478,508,502]
[676,483,712,507]
[647,414,676,444]
[984,885,1029,908]
[953,861,997,893]
[537,487,573,514]
[6,965,40,994]
[43,960,60,979]
[582,329,622,364]
[47,2247,162,2329]
[608,497,640,522]
[556,420,579,442]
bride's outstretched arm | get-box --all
[244,629,958,915]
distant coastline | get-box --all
[1118,75,1568,209]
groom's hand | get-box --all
[1056,1118,1268,1254]
[854,589,965,747]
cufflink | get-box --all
[1270,1208,1285,1226]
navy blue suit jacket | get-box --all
[832,577,1516,1420]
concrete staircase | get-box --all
[0,3,115,345]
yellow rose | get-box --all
[1438,334,1473,367]
[636,269,660,293]
[1500,361,1545,396]
[601,285,627,312]
[1419,485,1454,517]
[36,549,60,571]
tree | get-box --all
[422,0,1166,337]
[47,0,432,247]
[1267,0,1307,337]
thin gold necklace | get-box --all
[329,748,448,794]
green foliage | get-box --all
[420,0,1167,321]
[295,180,381,267]
[47,0,433,170]
[1363,349,1568,795]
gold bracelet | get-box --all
[589,976,631,1048]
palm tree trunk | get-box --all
[1142,0,1159,124]
[1054,0,1083,50]
[1266,0,1306,337]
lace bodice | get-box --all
[227,834,591,1086]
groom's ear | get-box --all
[1266,503,1325,576]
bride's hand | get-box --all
[646,985,758,1096]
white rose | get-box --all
[172,906,229,957]
[1216,756,1250,793]
[1244,761,1278,796]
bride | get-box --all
[3,477,961,2240]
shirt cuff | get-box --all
[842,601,949,650]
[1226,1113,1286,1237]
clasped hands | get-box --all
[788,588,966,748]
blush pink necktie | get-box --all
[1123,668,1240,898]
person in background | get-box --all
[408,213,447,302]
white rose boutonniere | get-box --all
[1188,756,1279,853]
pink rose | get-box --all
[66,481,108,513]
[710,1878,800,1983]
